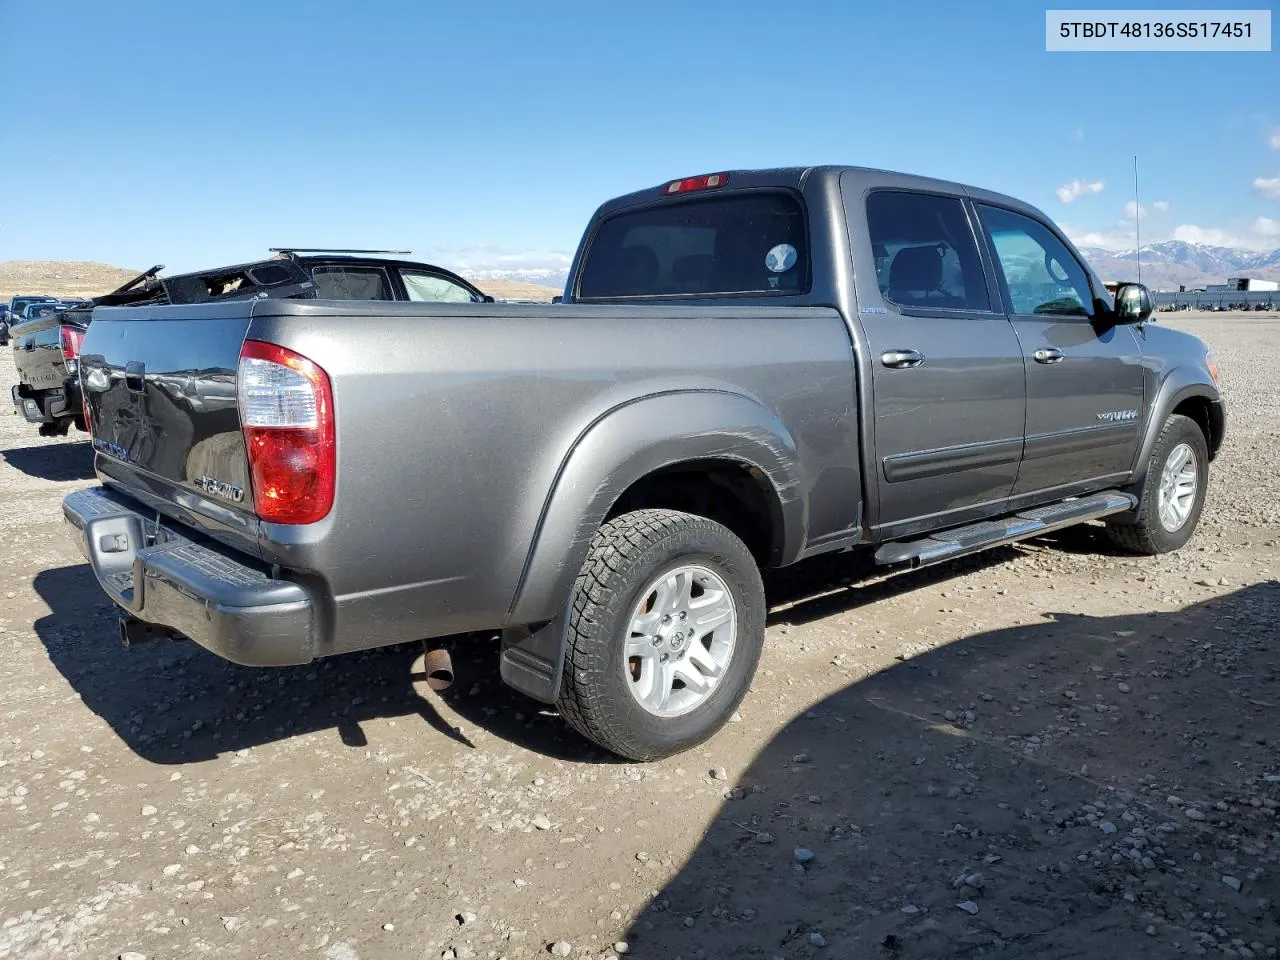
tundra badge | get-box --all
[195,476,246,503]
[1096,409,1138,423]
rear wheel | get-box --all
[1107,413,1209,555]
[556,509,765,761]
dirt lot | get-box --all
[1,313,1278,960]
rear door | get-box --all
[840,175,1027,537]
[973,203,1144,496]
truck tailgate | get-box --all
[12,314,71,390]
[79,303,259,553]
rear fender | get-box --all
[500,390,806,702]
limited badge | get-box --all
[765,243,797,273]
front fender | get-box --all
[1130,367,1224,481]
[507,389,806,628]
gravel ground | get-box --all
[0,313,1277,960]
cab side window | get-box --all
[976,204,1096,318]
[866,191,990,312]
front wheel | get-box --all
[1107,413,1209,555]
[556,509,765,761]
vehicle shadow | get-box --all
[31,564,612,765]
[624,581,1280,959]
[30,545,1023,767]
[1,441,95,481]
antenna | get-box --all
[1133,155,1142,285]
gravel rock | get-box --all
[793,847,814,863]
[531,814,552,831]
[957,900,980,915]
[139,805,157,817]
[1185,807,1206,821]
[710,766,728,781]
[119,953,147,960]
[1223,875,1243,891]
[1099,821,1118,834]
[550,941,573,957]
[613,942,630,955]
[809,932,827,947]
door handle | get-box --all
[124,360,146,393]
[1034,348,1065,364]
[881,349,925,369]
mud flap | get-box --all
[499,609,569,704]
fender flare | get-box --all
[499,390,807,703]
[1130,371,1224,482]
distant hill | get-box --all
[0,260,561,303]
[1075,242,1280,290]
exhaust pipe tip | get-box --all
[118,616,178,647]
[421,647,454,692]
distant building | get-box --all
[1207,277,1280,292]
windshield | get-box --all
[11,297,54,313]
[576,191,809,299]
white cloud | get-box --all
[1056,179,1105,203]
[1256,176,1280,200]
[1153,200,1169,212]
[1066,218,1278,253]
[1124,201,1145,219]
[1271,133,1280,149]
[1063,225,1140,251]
[1169,223,1276,251]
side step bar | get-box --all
[874,490,1136,570]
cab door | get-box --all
[840,174,1027,539]
[973,203,1145,496]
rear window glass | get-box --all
[577,192,808,299]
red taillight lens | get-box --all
[663,173,729,195]
[60,326,84,360]
[237,339,335,525]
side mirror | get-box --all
[1113,282,1153,324]
[551,295,563,304]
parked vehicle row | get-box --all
[10,250,494,437]
[2,295,88,345]
[63,165,1225,761]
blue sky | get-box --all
[1,0,1277,279]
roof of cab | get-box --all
[592,165,1045,223]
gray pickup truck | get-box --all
[64,165,1225,760]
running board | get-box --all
[874,491,1136,569]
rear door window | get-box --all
[865,191,990,312]
[400,270,479,303]
[311,265,393,300]
[576,191,808,299]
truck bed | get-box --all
[78,297,861,656]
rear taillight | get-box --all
[237,340,335,525]
[60,326,84,372]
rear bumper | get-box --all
[12,378,81,424]
[63,485,317,667]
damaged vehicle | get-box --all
[64,166,1224,760]
[11,251,491,436]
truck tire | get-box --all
[1106,413,1209,555]
[556,508,765,761]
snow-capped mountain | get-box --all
[1075,241,1280,289]
[460,267,569,288]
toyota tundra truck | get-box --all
[63,165,1225,760]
